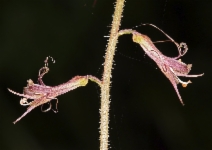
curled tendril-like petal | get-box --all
[20,98,32,106]
[178,42,188,57]
[39,67,49,78]
[41,102,52,112]
[51,98,59,113]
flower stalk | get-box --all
[100,0,125,149]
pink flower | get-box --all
[131,30,203,105]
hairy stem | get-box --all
[100,0,125,150]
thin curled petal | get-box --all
[20,98,32,106]
[41,102,52,112]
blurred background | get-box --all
[0,0,211,149]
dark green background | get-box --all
[0,0,211,149]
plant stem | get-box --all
[100,0,125,150]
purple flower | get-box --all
[132,31,203,105]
